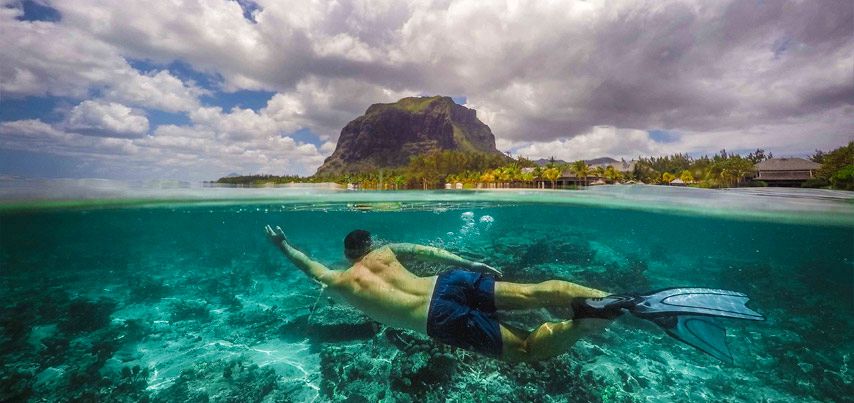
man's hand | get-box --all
[471,262,503,278]
[264,225,289,247]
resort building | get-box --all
[754,158,821,187]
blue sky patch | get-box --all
[0,96,69,123]
[146,109,191,128]
[14,0,61,22]
[0,148,83,178]
[233,0,261,23]
[648,130,680,143]
[287,128,323,147]
[452,96,467,105]
[203,90,275,112]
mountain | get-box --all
[534,158,567,166]
[535,157,623,166]
[315,96,503,176]
[586,157,619,166]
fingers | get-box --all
[264,225,274,237]
[276,226,286,237]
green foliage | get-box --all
[542,167,561,188]
[632,149,763,188]
[706,156,754,188]
[393,96,444,112]
[814,142,853,190]
[570,160,590,186]
[801,178,829,188]
[830,164,854,190]
[214,174,311,185]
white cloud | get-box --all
[104,70,205,113]
[509,126,664,162]
[0,9,205,113]
[66,101,150,137]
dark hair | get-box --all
[344,229,372,260]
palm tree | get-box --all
[543,167,561,189]
[662,171,676,184]
[492,168,506,188]
[593,166,606,182]
[571,160,590,187]
[520,170,535,187]
[532,166,544,188]
[392,175,406,190]
[505,163,522,188]
[480,171,495,189]
[604,166,618,183]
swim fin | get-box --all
[650,315,734,363]
[571,287,764,363]
[629,288,765,321]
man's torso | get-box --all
[326,246,437,334]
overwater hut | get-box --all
[754,158,821,187]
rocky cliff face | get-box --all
[315,96,503,176]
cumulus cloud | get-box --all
[507,126,664,162]
[1,0,852,179]
[66,101,150,138]
[104,70,205,113]
[0,6,204,112]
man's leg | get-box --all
[494,280,608,310]
[499,319,608,362]
[494,280,612,362]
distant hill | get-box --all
[586,157,619,166]
[315,96,504,176]
[534,157,620,166]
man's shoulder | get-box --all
[368,245,395,257]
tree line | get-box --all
[215,142,853,191]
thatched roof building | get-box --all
[754,157,821,186]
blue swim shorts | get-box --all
[426,269,502,357]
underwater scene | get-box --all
[0,184,852,402]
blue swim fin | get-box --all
[571,287,764,363]
[630,288,765,321]
[650,315,733,364]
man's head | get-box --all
[344,229,372,261]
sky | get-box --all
[1,0,852,180]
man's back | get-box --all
[328,246,437,334]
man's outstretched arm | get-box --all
[265,225,338,285]
[387,243,502,277]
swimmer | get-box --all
[265,226,763,363]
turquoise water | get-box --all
[1,183,852,401]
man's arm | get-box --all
[387,243,502,277]
[265,225,338,285]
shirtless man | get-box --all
[265,225,612,362]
